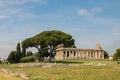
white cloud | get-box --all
[0,15,10,19]
[91,7,102,13]
[0,7,23,19]
[78,7,102,17]
[0,0,47,20]
[78,9,91,16]
[0,0,47,7]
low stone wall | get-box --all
[18,62,79,68]
[0,68,29,80]
[83,63,106,66]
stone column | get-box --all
[76,51,78,59]
[79,51,81,59]
[81,51,83,59]
[82,50,84,59]
[69,51,71,59]
[71,51,73,59]
[84,50,86,59]
[93,51,95,59]
[78,51,80,58]
[89,51,91,59]
[77,51,79,59]
[84,51,86,59]
[95,51,97,59]
[88,51,90,59]
[62,51,65,59]
[98,51,101,59]
[102,50,104,59]
[86,51,88,59]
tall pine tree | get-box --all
[22,47,26,57]
[16,43,21,62]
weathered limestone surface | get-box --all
[55,44,104,60]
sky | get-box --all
[0,0,120,58]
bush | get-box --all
[21,56,36,63]
[117,61,120,64]
[7,51,20,63]
[113,48,120,61]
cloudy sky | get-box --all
[0,0,120,58]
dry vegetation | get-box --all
[0,70,24,80]
[0,60,120,80]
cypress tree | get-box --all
[16,43,21,62]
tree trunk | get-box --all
[34,46,43,62]
[38,51,41,62]
[48,46,54,63]
[49,51,52,62]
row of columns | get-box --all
[63,49,104,59]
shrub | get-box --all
[113,48,120,61]
[117,61,120,64]
[7,51,20,63]
[21,56,36,63]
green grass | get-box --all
[0,60,120,80]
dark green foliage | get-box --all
[7,43,22,63]
[22,37,45,62]
[26,51,33,56]
[113,53,118,61]
[21,56,36,63]
[113,48,120,61]
[117,61,120,64]
[16,43,21,62]
[22,38,32,48]
[104,51,109,59]
[16,43,21,54]
[43,52,50,57]
[7,51,20,63]
[21,30,75,62]
[22,47,26,57]
[36,30,75,62]
[34,51,49,61]
[42,48,50,57]
[34,52,40,60]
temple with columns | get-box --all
[55,44,104,60]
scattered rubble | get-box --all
[18,63,79,68]
[0,68,29,80]
[0,62,107,80]
[83,63,106,66]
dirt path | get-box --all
[0,71,24,80]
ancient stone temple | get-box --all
[55,44,104,60]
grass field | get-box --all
[0,60,120,80]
